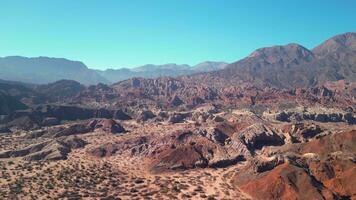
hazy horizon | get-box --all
[0,55,230,71]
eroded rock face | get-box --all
[306,155,356,199]
[2,105,130,129]
[39,105,99,121]
[235,123,285,151]
[41,117,60,126]
[233,130,356,200]
[281,122,324,143]
[250,155,285,173]
[86,115,294,173]
[88,126,254,172]
[271,109,356,124]
[168,112,191,124]
[88,136,149,157]
[237,163,333,200]
[196,127,228,145]
[191,111,213,123]
[0,136,87,161]
[52,123,94,138]
[146,129,245,171]
[89,119,126,134]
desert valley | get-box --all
[0,32,355,199]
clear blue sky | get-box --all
[0,0,355,69]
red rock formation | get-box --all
[237,163,334,200]
[234,130,356,200]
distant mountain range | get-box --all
[0,56,228,85]
[0,32,355,89]
[0,56,107,85]
[95,61,228,83]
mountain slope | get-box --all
[312,32,356,82]
[188,32,356,89]
[0,56,109,85]
[313,32,356,56]
[193,61,228,72]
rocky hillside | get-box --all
[313,32,356,82]
[0,91,28,115]
[188,32,356,89]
